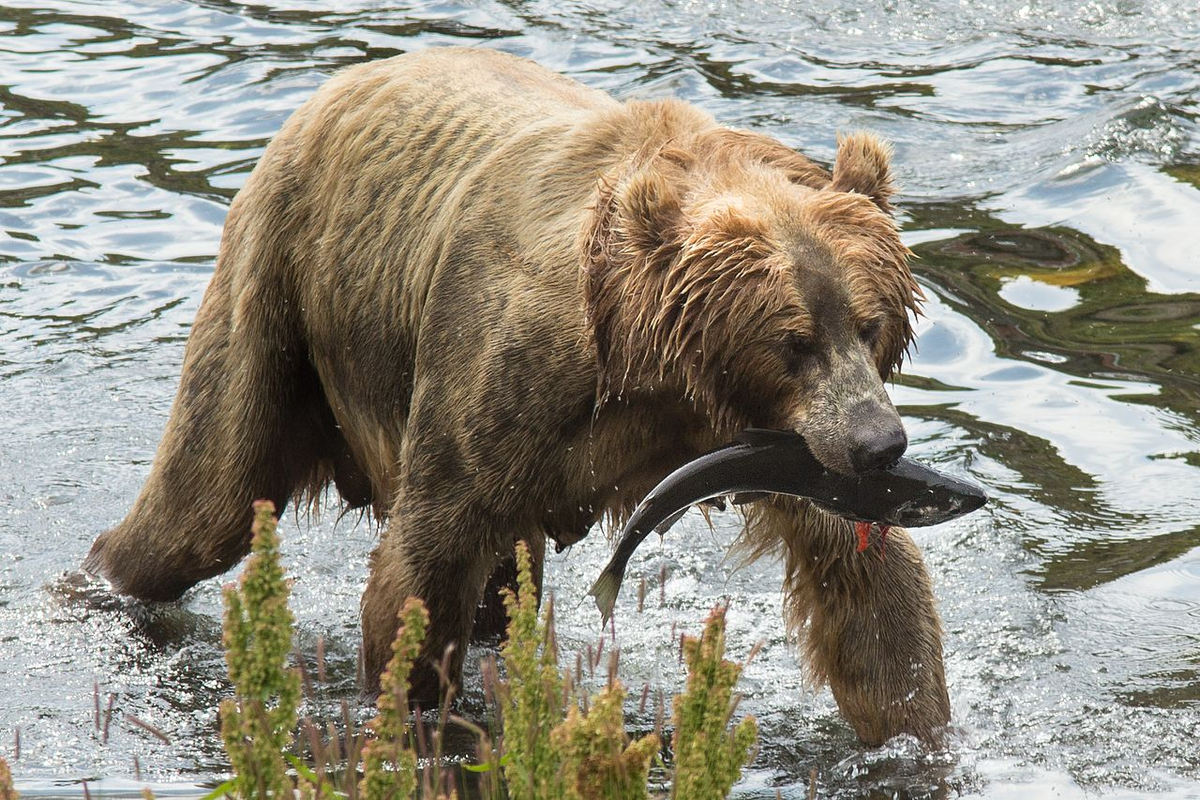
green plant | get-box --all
[670,605,758,800]
[495,542,567,799]
[494,541,661,800]
[217,500,306,798]
[208,505,757,800]
[551,683,660,800]
[359,598,427,800]
[0,756,16,800]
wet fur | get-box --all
[738,500,949,745]
[84,48,945,746]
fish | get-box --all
[589,428,988,622]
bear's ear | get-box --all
[584,159,686,388]
[830,132,896,213]
[615,163,684,266]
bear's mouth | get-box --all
[588,428,988,621]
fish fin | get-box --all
[653,507,689,535]
[589,569,622,625]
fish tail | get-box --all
[589,569,622,624]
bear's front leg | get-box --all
[471,534,546,642]
[749,498,951,746]
[360,502,510,703]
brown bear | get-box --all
[83,47,948,746]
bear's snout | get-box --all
[844,399,908,473]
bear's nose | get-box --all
[846,402,908,474]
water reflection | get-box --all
[908,214,1200,431]
[1038,523,1200,593]
[997,162,1200,295]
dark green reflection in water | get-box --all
[909,201,1200,434]
[1038,523,1200,593]
[899,405,1111,527]
[901,190,1200,598]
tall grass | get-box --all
[670,607,758,800]
[493,542,661,800]
[358,596,426,799]
[213,506,759,798]
[217,501,305,798]
[4,503,760,798]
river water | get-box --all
[1,1,1198,797]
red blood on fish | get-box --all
[854,521,871,552]
[854,522,893,556]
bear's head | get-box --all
[584,129,923,476]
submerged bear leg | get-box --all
[747,498,951,746]
[360,506,508,703]
[84,237,328,600]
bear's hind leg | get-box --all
[84,262,331,601]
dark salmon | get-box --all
[589,428,987,621]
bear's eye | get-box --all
[781,333,811,376]
[858,319,883,347]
